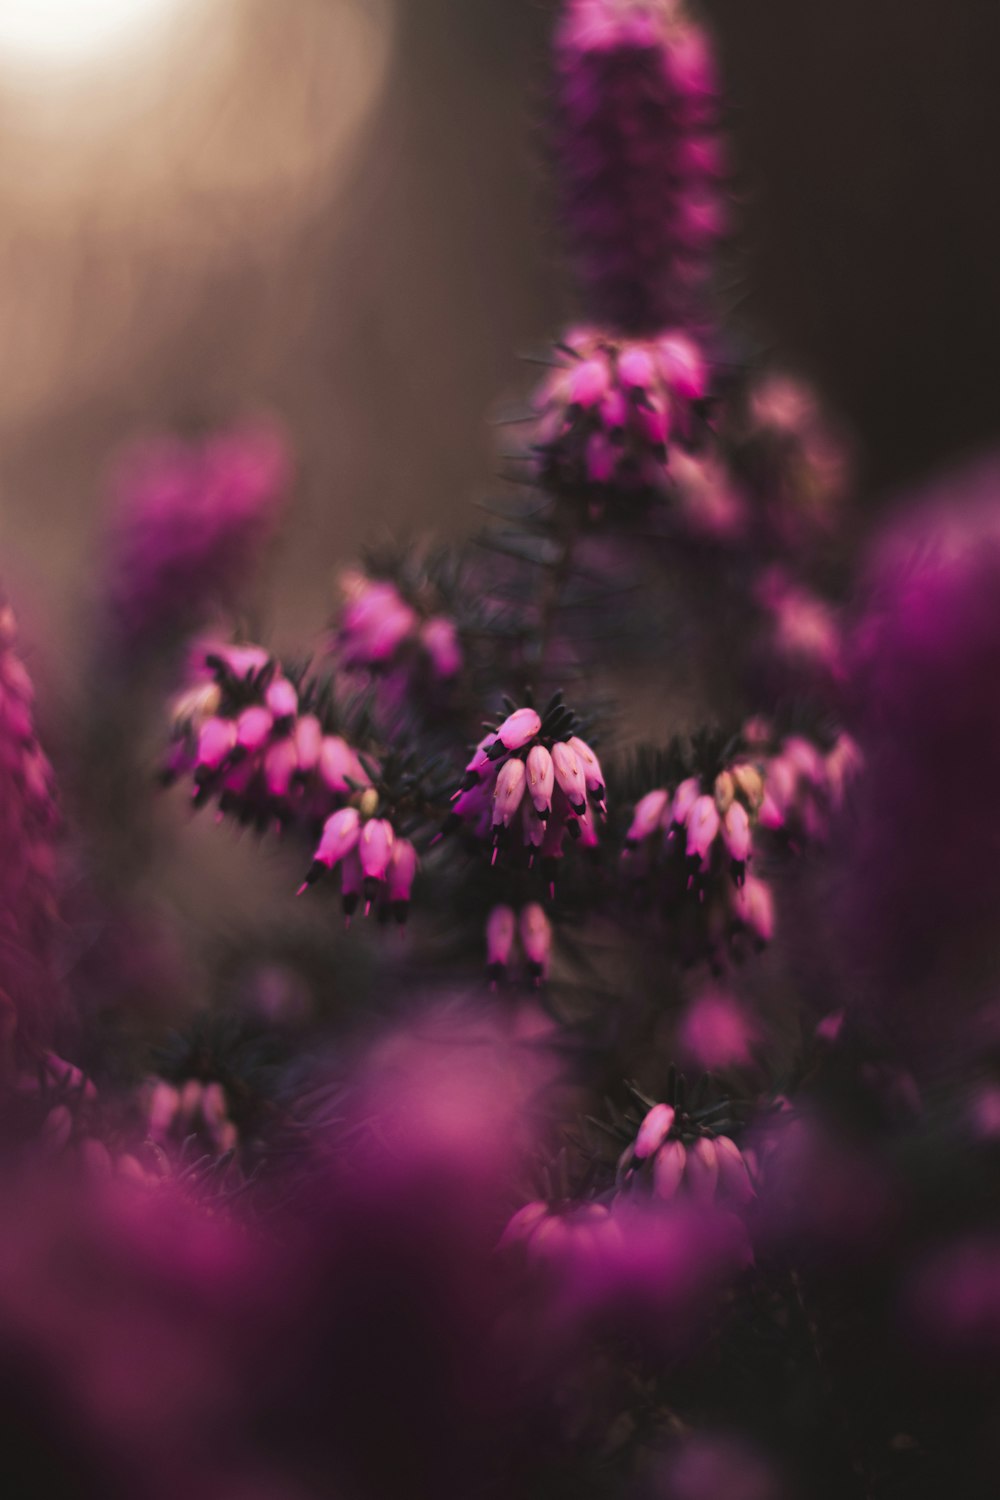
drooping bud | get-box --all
[196,717,237,774]
[722,800,751,872]
[671,777,701,829]
[653,1139,687,1201]
[526,744,555,819]
[485,905,518,978]
[686,794,720,864]
[492,757,528,828]
[567,735,606,807]
[686,1136,720,1201]
[519,903,553,980]
[265,676,298,722]
[714,1133,755,1205]
[551,741,587,815]
[386,838,418,922]
[626,787,670,845]
[236,704,273,754]
[359,818,395,885]
[303,806,362,890]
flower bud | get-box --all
[526,744,555,818]
[714,1134,755,1205]
[386,838,418,922]
[359,817,395,884]
[686,794,720,863]
[485,905,518,977]
[634,1103,675,1161]
[519,902,553,980]
[493,707,542,755]
[551,741,587,815]
[686,1136,720,1201]
[265,676,298,721]
[492,757,527,828]
[626,787,670,845]
[653,1139,687,1201]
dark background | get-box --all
[1,0,998,674]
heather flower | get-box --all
[104,417,291,651]
[140,1075,239,1158]
[531,326,712,511]
[553,0,726,332]
[676,987,759,1072]
[333,567,463,684]
[163,638,370,833]
[448,695,605,888]
[754,726,862,845]
[754,566,845,688]
[619,1099,755,1209]
[499,1198,623,1270]
[733,371,850,552]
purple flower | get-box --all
[531,326,712,511]
[553,0,726,332]
[104,418,291,652]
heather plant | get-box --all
[0,3,997,1499]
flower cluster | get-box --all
[752,724,862,845]
[618,1098,754,1208]
[334,566,463,682]
[163,640,369,832]
[448,697,605,886]
[142,1075,239,1158]
[531,326,710,510]
[104,418,291,649]
[731,372,850,552]
[553,0,726,332]
[299,791,419,922]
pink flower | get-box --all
[553,0,726,331]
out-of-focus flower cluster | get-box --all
[104,418,291,651]
[553,0,726,333]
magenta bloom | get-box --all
[449,701,606,891]
[531,326,711,510]
[104,418,291,651]
[553,0,726,332]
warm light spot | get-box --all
[0,0,189,72]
